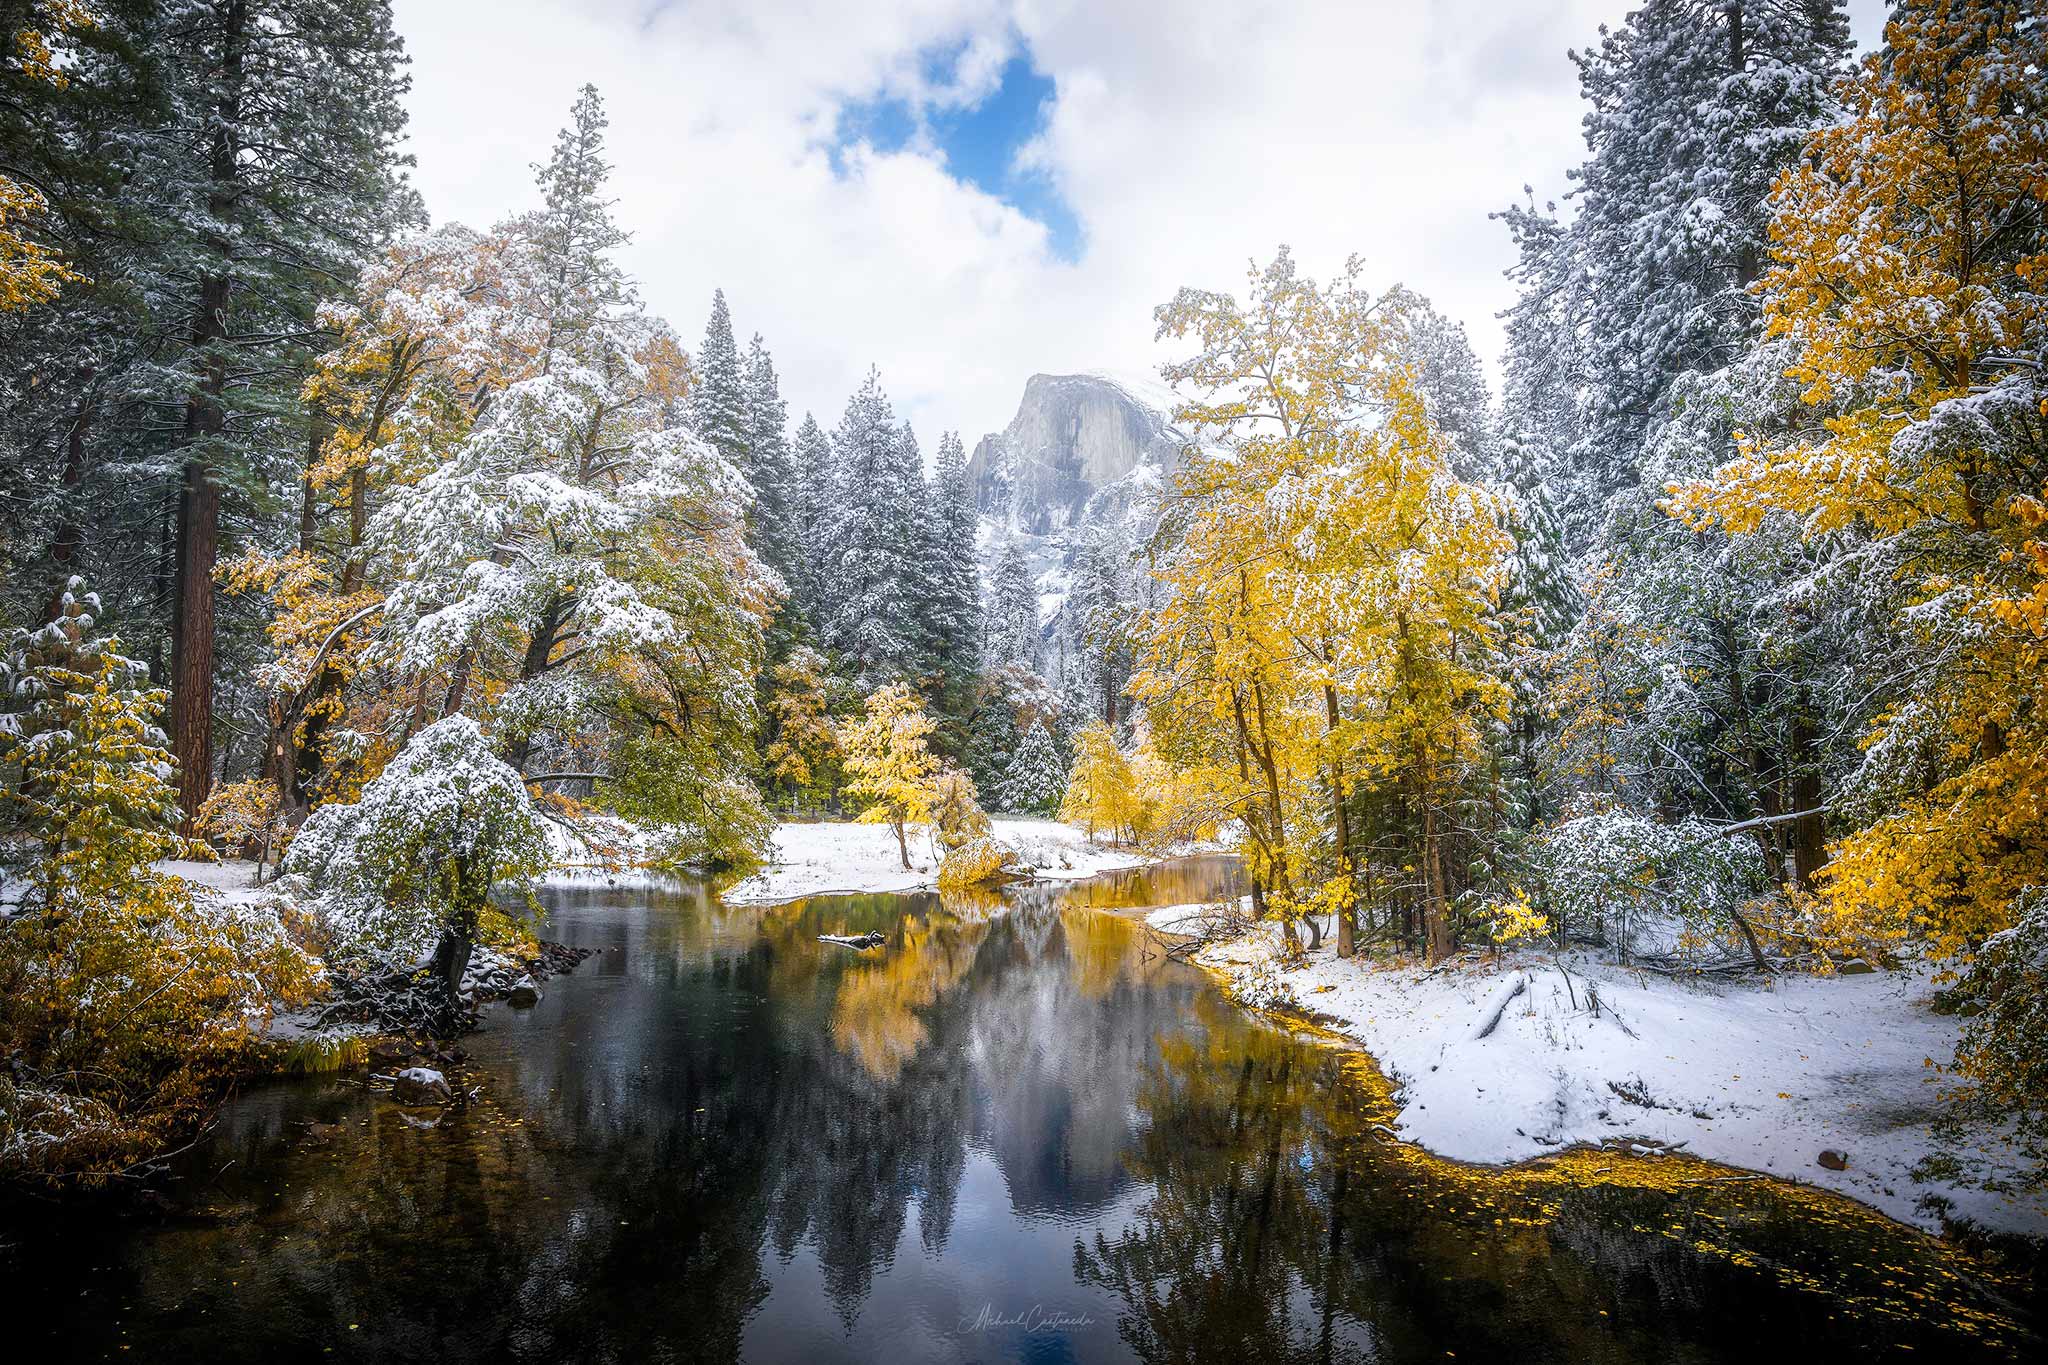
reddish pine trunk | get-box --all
[169,0,245,827]
[170,450,221,825]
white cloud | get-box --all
[393,0,1888,452]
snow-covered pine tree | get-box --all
[984,537,1039,672]
[743,334,799,612]
[963,688,1022,799]
[1061,527,1135,730]
[919,431,982,710]
[690,288,751,482]
[1492,435,1580,649]
[1494,187,1596,549]
[788,413,833,624]
[999,717,1066,816]
[819,369,919,683]
[1401,304,1500,483]
[1562,0,1850,529]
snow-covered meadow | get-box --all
[721,817,1154,904]
[1186,924,2048,1238]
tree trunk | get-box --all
[169,0,246,828]
[441,649,475,719]
[170,453,221,825]
[1788,700,1827,888]
[503,598,564,772]
[1419,753,1452,964]
[893,817,911,871]
[1323,683,1355,959]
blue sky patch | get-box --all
[834,46,1081,261]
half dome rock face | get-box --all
[968,372,1183,536]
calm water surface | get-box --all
[1,857,2036,1363]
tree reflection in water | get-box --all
[0,859,2030,1364]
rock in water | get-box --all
[506,977,542,1008]
[1817,1149,1849,1171]
[392,1067,452,1106]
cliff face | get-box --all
[968,372,1182,536]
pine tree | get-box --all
[999,717,1066,816]
[0,1,421,825]
[963,688,1022,797]
[985,537,1039,672]
[1402,304,1499,482]
[691,288,750,481]
[1558,0,1850,530]
[788,412,833,622]
[819,369,919,682]
[744,334,799,600]
[1062,528,1135,730]
[162,0,421,824]
[1668,0,2048,962]
[919,431,982,709]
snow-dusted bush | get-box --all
[286,716,546,969]
[1526,800,1767,956]
[1223,943,1300,1011]
[937,835,1008,890]
[930,768,990,852]
[0,588,316,1178]
[1951,889,2048,1179]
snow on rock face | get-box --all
[1198,934,2048,1238]
[969,372,1183,536]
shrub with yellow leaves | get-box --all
[937,836,1009,891]
[0,589,315,1181]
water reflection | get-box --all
[0,858,2032,1364]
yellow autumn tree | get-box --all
[1060,723,1146,845]
[223,227,503,814]
[838,682,941,870]
[1666,0,2048,966]
[1139,248,1509,962]
[761,646,842,809]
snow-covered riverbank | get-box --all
[720,818,1157,904]
[1187,926,2048,1239]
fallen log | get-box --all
[819,931,886,950]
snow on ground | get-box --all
[720,818,1153,905]
[161,858,272,903]
[1199,929,2048,1238]
[1144,903,1209,932]
[1142,898,1250,934]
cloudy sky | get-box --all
[392,0,1886,450]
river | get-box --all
[0,857,2034,1362]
